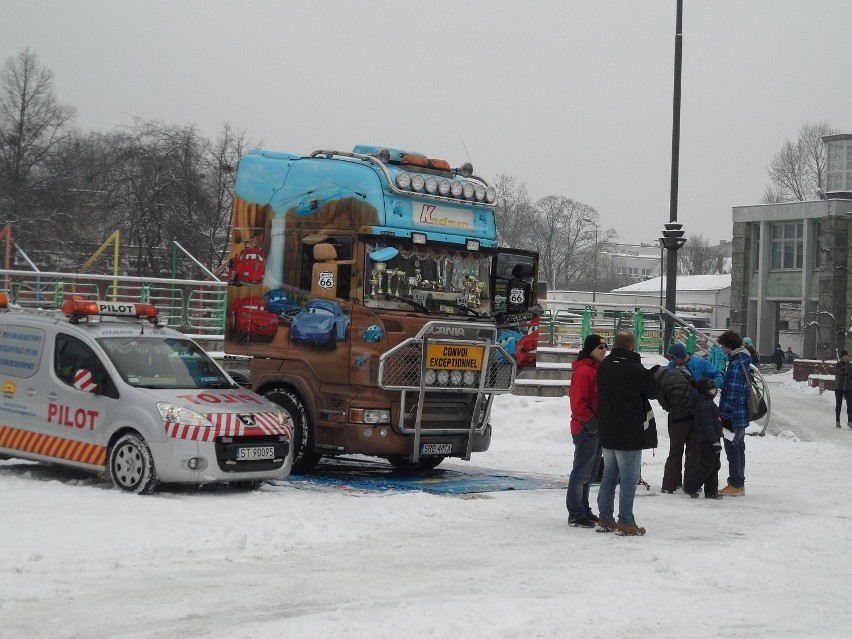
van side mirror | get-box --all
[72,369,99,394]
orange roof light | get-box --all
[62,299,159,321]
[62,299,99,316]
[429,158,451,171]
[401,154,429,168]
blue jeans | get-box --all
[723,427,746,488]
[597,448,642,526]
[566,430,602,519]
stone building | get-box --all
[729,134,852,359]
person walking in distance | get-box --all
[771,344,784,372]
[566,334,607,528]
[717,330,751,496]
[835,350,851,429]
[595,332,661,536]
[683,378,724,499]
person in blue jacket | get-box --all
[667,342,723,388]
[717,330,751,496]
[663,342,723,495]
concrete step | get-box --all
[512,379,568,397]
[517,368,571,381]
[536,347,577,364]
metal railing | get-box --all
[2,269,225,335]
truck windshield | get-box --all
[364,239,492,318]
[98,336,234,389]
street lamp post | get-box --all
[592,224,598,303]
[662,0,685,350]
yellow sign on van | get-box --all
[425,344,484,370]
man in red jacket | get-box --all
[566,334,607,527]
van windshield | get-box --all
[98,336,233,389]
[363,239,492,318]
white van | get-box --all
[0,297,293,493]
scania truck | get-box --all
[224,145,539,472]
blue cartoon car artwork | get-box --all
[290,298,350,346]
[361,324,384,343]
[263,289,302,324]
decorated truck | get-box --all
[224,146,539,472]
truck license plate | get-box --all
[236,446,275,461]
[421,443,453,455]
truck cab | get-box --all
[224,146,539,471]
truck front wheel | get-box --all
[265,388,321,473]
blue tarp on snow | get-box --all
[271,458,567,495]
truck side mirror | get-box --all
[72,369,99,394]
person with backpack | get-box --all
[717,330,752,496]
[683,378,724,499]
[835,350,851,429]
[651,361,697,495]
[743,337,760,365]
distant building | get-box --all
[612,274,731,329]
[728,134,852,359]
[547,274,731,330]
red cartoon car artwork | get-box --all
[229,247,266,286]
[230,296,279,341]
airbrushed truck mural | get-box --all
[225,146,539,472]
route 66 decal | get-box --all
[509,288,525,305]
[317,271,335,289]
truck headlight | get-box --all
[157,403,214,428]
[350,408,391,424]
[463,370,478,387]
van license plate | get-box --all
[236,446,275,461]
[421,443,453,455]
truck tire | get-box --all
[108,433,159,494]
[265,388,321,473]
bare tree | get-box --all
[527,195,604,290]
[203,122,250,270]
[677,233,721,275]
[492,173,533,248]
[762,121,838,203]
[0,48,78,250]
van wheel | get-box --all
[109,433,159,494]
[265,388,321,473]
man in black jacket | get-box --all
[595,332,661,536]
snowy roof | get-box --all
[612,273,731,293]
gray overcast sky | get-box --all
[2,0,851,245]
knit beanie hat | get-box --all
[667,342,687,359]
[842,350,849,357]
[582,334,605,354]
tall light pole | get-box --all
[592,223,598,303]
[662,0,686,349]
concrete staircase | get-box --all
[512,347,576,397]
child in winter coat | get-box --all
[683,378,724,499]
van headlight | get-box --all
[157,403,214,427]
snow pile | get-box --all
[1,371,851,637]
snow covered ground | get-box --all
[2,366,851,638]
